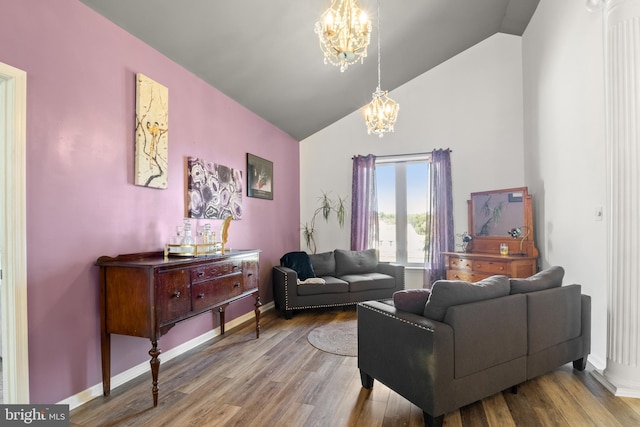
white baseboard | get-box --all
[60,302,274,410]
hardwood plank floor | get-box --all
[70,307,640,427]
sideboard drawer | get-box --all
[191,273,243,312]
[243,258,259,292]
[191,261,242,282]
[473,260,508,275]
[156,269,191,323]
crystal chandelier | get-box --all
[314,0,372,72]
[363,0,399,137]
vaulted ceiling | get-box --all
[80,0,540,140]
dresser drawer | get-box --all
[191,261,242,282]
[191,273,243,312]
[448,257,473,271]
[472,260,509,275]
[446,270,474,281]
[446,271,493,282]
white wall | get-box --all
[300,33,527,288]
[522,0,607,368]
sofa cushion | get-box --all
[343,273,395,292]
[510,266,564,294]
[280,251,315,281]
[424,275,511,322]
[334,249,378,276]
[309,251,336,277]
[297,277,349,296]
[393,289,431,315]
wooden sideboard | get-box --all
[443,252,537,282]
[96,249,260,406]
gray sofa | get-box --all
[273,249,404,319]
[357,267,590,427]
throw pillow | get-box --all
[308,251,336,277]
[509,266,564,294]
[280,251,316,281]
[423,275,510,322]
[334,249,378,276]
[393,289,431,315]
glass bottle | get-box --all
[181,218,195,245]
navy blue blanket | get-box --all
[280,251,316,281]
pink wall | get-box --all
[0,0,300,403]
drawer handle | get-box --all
[173,291,181,298]
[197,293,205,299]
[198,271,205,277]
[234,282,240,288]
[247,273,253,277]
[233,265,240,270]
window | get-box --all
[376,155,430,266]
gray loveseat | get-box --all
[357,267,590,427]
[273,249,404,319]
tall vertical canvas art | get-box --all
[135,73,168,189]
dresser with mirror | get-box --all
[443,187,539,282]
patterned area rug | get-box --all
[307,319,357,357]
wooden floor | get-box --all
[70,307,640,427]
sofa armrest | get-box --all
[272,266,297,312]
[357,300,454,417]
[377,262,405,290]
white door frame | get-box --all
[0,61,30,403]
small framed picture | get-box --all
[247,153,273,200]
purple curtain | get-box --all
[424,149,454,287]
[351,154,379,251]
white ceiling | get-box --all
[79,0,540,141]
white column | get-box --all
[594,0,640,397]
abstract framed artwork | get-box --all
[247,153,273,200]
[135,73,168,189]
[187,157,243,220]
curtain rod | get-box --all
[352,149,451,160]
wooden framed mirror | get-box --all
[466,187,538,257]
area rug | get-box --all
[307,319,357,357]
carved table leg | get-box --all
[254,294,262,338]
[219,306,226,335]
[149,341,161,407]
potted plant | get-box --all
[302,192,347,254]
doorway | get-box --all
[0,61,30,403]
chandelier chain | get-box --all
[377,0,381,89]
